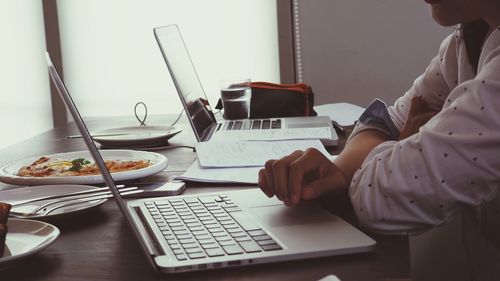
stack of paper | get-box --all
[175,140,333,184]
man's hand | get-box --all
[398,96,438,141]
[258,148,348,206]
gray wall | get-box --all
[294,0,452,106]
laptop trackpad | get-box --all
[250,204,333,227]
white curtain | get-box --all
[57,0,280,119]
[0,1,53,149]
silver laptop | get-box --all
[46,52,374,273]
[154,24,338,146]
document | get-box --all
[176,154,338,184]
[175,161,261,184]
[314,102,365,126]
[195,139,330,168]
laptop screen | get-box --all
[154,25,217,142]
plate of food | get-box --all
[91,126,182,148]
[0,150,168,186]
[1,203,60,270]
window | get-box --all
[0,1,53,149]
[57,0,280,118]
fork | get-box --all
[9,184,128,207]
[9,187,143,217]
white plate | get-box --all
[0,150,168,186]
[0,185,107,218]
[92,126,182,148]
[1,219,60,270]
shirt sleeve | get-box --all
[348,32,500,235]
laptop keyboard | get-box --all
[144,195,282,261]
[224,119,281,131]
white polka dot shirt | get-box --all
[348,26,500,235]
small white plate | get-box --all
[1,219,60,270]
[92,126,182,148]
[0,185,107,219]
[0,149,168,186]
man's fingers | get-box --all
[258,169,273,198]
[264,159,276,196]
[271,150,303,205]
[288,148,327,205]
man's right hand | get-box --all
[258,148,349,207]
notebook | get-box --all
[45,52,375,273]
[154,24,338,146]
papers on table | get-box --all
[176,139,338,184]
[195,140,330,168]
[175,161,261,184]
[314,102,365,126]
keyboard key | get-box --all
[183,198,199,204]
[188,252,206,259]
[182,242,199,249]
[222,244,244,255]
[179,238,196,244]
[176,254,187,261]
[271,119,281,129]
[172,248,184,255]
[223,224,240,230]
[262,120,271,129]
[219,240,237,246]
[253,234,272,241]
[262,243,282,251]
[183,219,198,224]
[256,239,277,246]
[199,238,217,245]
[191,229,208,235]
[206,248,225,257]
[213,232,229,238]
[227,228,244,234]
[194,234,212,240]
[230,211,261,231]
[185,247,203,254]
[251,120,261,129]
[220,221,236,226]
[215,235,231,242]
[234,236,252,242]
[177,233,194,240]
[201,242,219,249]
[233,121,243,130]
[239,241,262,253]
[169,243,181,250]
[247,230,266,236]
[208,227,225,233]
[242,120,251,130]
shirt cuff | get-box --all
[348,99,400,142]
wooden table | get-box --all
[0,115,410,281]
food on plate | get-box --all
[0,203,11,257]
[17,157,151,177]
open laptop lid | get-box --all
[45,52,158,270]
[154,24,217,142]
